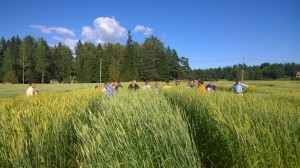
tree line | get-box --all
[0,31,191,83]
[192,62,300,81]
[1,32,299,84]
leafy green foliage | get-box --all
[192,63,300,80]
[0,35,192,83]
[3,71,18,83]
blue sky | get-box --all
[1,0,300,69]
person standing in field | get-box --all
[198,79,206,91]
[102,83,108,93]
[163,80,172,89]
[187,80,191,88]
[128,79,140,91]
[26,82,38,97]
[142,80,151,90]
[188,80,197,89]
[107,80,115,98]
[114,81,123,91]
[231,79,248,96]
[206,80,217,92]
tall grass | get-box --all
[0,89,200,167]
[164,89,300,167]
[1,81,299,167]
[74,91,200,167]
[0,90,101,167]
[0,83,98,99]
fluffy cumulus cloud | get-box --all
[82,17,127,44]
[133,25,153,35]
[30,25,75,36]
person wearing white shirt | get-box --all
[231,79,248,96]
[142,80,151,90]
[26,82,36,97]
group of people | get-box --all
[97,80,161,98]
[183,79,248,95]
[26,79,248,98]
[184,79,217,92]
[96,79,248,98]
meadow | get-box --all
[0,80,299,167]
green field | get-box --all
[0,81,299,167]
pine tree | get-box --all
[84,42,98,82]
[2,47,13,81]
[75,40,84,82]
[0,37,7,82]
[140,36,165,81]
[60,45,73,82]
[97,43,110,83]
[170,49,180,80]
[179,57,191,79]
[18,35,36,84]
[121,30,139,81]
[35,38,50,83]
[49,43,62,81]
[98,44,110,82]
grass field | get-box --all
[1,80,299,99]
[0,80,299,167]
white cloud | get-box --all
[133,25,145,32]
[52,36,78,52]
[52,36,63,41]
[65,39,78,52]
[82,17,127,44]
[133,25,153,35]
[30,25,75,36]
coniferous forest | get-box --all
[0,31,299,83]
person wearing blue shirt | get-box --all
[107,80,115,98]
[231,80,248,95]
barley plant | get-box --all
[0,90,101,167]
[0,81,299,167]
[164,88,300,167]
[0,88,200,167]
[74,91,200,167]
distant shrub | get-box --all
[50,79,60,84]
[3,71,18,84]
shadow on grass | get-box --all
[165,93,233,168]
